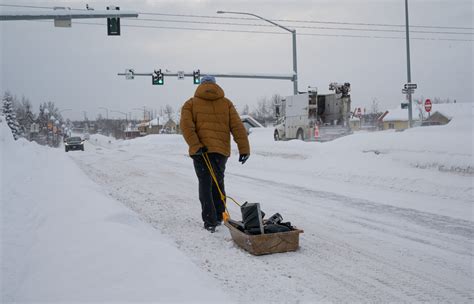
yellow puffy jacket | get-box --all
[180,82,250,157]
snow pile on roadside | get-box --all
[88,133,122,149]
[0,119,229,302]
[251,102,473,174]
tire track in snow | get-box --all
[229,173,474,242]
[69,146,474,302]
[227,172,474,301]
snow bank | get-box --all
[250,103,473,174]
[88,133,122,149]
[0,119,229,302]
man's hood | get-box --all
[194,83,225,101]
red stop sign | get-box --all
[425,99,432,112]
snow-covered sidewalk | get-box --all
[1,120,229,303]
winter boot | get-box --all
[204,223,216,233]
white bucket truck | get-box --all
[273,82,352,142]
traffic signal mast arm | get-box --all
[118,71,294,81]
[0,10,138,20]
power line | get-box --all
[132,17,473,36]
[139,12,474,31]
[1,3,472,31]
[30,20,473,42]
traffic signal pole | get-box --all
[405,0,413,128]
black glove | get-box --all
[239,154,249,164]
[194,146,208,156]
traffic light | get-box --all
[193,69,200,85]
[152,70,164,85]
[107,6,120,36]
[401,102,408,109]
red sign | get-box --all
[424,99,432,112]
[314,126,320,138]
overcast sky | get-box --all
[1,0,472,120]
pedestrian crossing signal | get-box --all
[152,70,164,85]
[193,70,200,85]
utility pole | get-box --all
[98,107,109,120]
[132,107,148,121]
[405,0,413,128]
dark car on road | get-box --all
[65,136,84,152]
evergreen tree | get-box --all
[16,96,35,135]
[2,92,21,140]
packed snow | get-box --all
[1,102,473,302]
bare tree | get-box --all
[164,104,174,120]
[241,104,250,115]
[369,98,379,114]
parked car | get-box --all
[64,136,84,152]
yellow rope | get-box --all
[202,152,241,222]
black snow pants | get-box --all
[192,153,227,227]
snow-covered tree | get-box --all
[16,96,35,135]
[164,104,174,120]
[2,92,21,140]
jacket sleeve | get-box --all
[180,99,202,154]
[229,101,250,155]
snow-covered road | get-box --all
[69,125,473,303]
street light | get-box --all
[58,108,72,122]
[132,107,152,121]
[217,10,298,95]
[98,107,109,120]
[59,108,72,114]
[98,107,110,136]
[111,110,128,121]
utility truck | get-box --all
[273,82,352,142]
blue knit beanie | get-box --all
[200,75,216,84]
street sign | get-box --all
[402,88,415,94]
[404,83,417,90]
[54,18,71,27]
[424,99,432,112]
[177,71,184,79]
[125,69,134,80]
